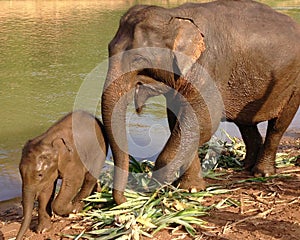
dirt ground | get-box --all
[1,135,299,240]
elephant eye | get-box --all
[34,171,43,180]
[39,154,51,161]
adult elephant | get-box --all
[16,111,107,240]
[101,0,300,205]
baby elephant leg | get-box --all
[36,180,57,233]
[72,173,98,213]
[52,173,85,216]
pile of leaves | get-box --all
[76,185,229,240]
[66,134,298,240]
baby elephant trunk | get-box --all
[16,189,35,240]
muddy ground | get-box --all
[0,135,299,240]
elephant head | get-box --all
[101,5,206,204]
[16,136,71,240]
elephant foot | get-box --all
[72,201,85,213]
[52,202,73,216]
[36,216,52,233]
[252,164,276,177]
[176,176,206,192]
[113,189,127,205]
[243,156,256,171]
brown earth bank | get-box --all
[1,135,299,240]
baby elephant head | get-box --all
[19,137,72,188]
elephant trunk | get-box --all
[102,69,135,205]
[16,188,36,240]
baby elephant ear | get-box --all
[170,17,205,75]
[51,138,73,153]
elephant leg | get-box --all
[166,91,180,132]
[36,179,57,233]
[71,173,98,213]
[237,124,263,170]
[253,92,300,176]
[176,153,205,191]
[52,169,85,216]
[153,103,206,191]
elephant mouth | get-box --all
[135,104,145,114]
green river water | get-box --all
[0,0,299,201]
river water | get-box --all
[0,0,299,202]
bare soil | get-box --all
[1,135,299,240]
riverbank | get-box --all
[0,133,299,240]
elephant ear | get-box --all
[169,17,205,75]
[51,138,73,154]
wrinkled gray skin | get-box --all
[16,111,107,240]
[101,0,300,205]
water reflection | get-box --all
[0,0,299,201]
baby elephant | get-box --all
[16,111,108,240]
